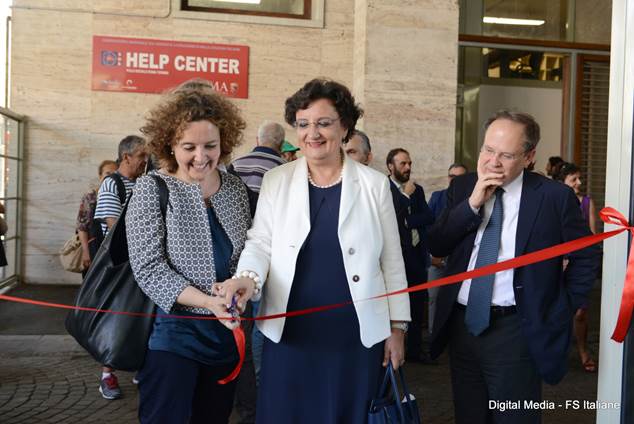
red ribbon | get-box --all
[599,207,634,342]
[1,206,633,378]
[218,327,245,385]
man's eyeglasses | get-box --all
[294,117,340,131]
[480,145,527,162]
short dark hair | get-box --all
[547,156,565,176]
[351,130,371,153]
[117,135,145,161]
[448,163,467,173]
[284,78,363,143]
[554,162,580,182]
[386,148,409,168]
[483,110,540,152]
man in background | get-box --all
[344,129,373,165]
[93,134,147,400]
[427,163,467,332]
[386,148,435,363]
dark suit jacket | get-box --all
[389,179,434,284]
[428,170,599,384]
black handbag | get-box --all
[65,175,168,371]
[368,363,422,424]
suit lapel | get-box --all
[338,155,360,228]
[515,170,544,256]
[289,157,311,242]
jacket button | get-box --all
[352,275,360,282]
[348,248,355,255]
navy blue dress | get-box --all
[256,183,384,424]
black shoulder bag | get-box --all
[65,175,168,371]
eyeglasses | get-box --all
[294,117,340,131]
[480,145,527,162]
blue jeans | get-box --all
[251,301,264,386]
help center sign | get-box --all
[92,36,249,98]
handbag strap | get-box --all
[149,175,169,217]
[396,365,419,419]
[386,363,407,423]
[108,173,128,205]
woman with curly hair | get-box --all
[126,80,257,423]
[224,78,411,423]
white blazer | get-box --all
[237,155,411,348]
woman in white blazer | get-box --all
[225,79,411,423]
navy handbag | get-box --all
[368,363,421,424]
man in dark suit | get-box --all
[428,111,599,424]
[387,148,435,362]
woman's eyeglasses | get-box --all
[294,117,340,131]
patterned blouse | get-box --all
[126,171,252,314]
[75,190,97,233]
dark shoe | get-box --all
[99,374,122,400]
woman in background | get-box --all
[75,160,117,274]
[555,162,597,373]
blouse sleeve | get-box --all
[126,176,190,313]
[76,191,96,233]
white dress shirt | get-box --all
[457,172,523,307]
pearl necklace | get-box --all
[308,163,344,188]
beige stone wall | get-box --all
[355,0,459,189]
[11,0,458,284]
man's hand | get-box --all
[403,180,416,196]
[431,256,444,267]
[468,170,504,210]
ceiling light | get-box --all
[215,0,261,4]
[483,17,545,26]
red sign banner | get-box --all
[92,36,249,98]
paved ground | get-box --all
[0,284,604,423]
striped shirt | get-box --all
[94,172,136,234]
[229,146,285,193]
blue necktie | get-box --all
[465,187,504,336]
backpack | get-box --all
[88,173,127,259]
[65,174,169,371]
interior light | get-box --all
[483,17,545,26]
[215,0,261,4]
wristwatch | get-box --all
[390,322,409,332]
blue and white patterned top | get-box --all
[126,170,252,314]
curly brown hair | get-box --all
[141,83,246,172]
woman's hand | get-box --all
[383,328,406,370]
[215,277,256,313]
[81,250,91,270]
[203,294,241,330]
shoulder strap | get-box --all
[108,173,127,205]
[149,174,169,218]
